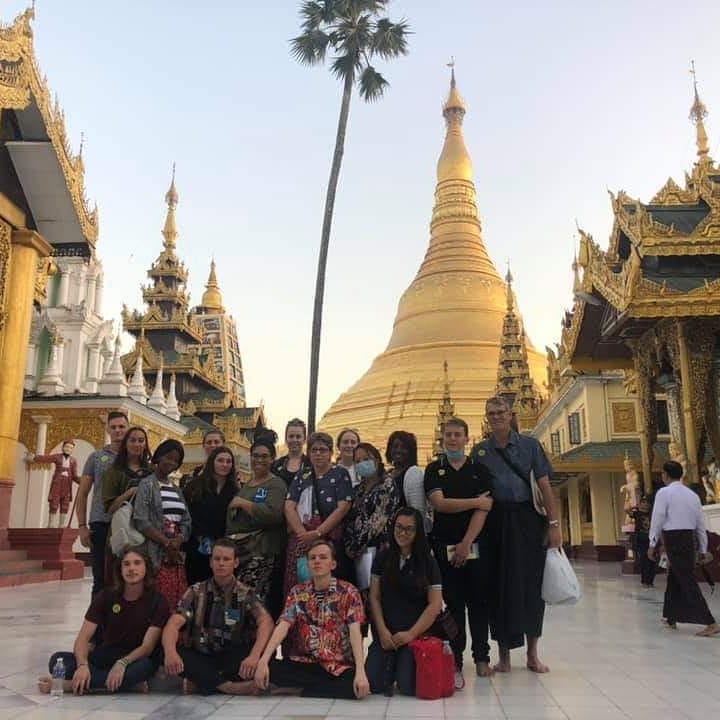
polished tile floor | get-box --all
[0,562,719,719]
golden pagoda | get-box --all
[320,70,545,459]
[495,266,541,431]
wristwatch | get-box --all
[548,520,559,528]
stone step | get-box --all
[0,558,46,574]
[0,569,62,588]
[0,549,28,562]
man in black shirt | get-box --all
[424,417,494,689]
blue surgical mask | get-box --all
[444,448,466,462]
[355,459,377,478]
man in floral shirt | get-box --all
[254,539,369,699]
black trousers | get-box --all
[663,530,715,626]
[269,659,356,699]
[90,521,109,597]
[634,536,656,586]
[179,643,252,695]
[432,542,491,667]
[486,502,547,649]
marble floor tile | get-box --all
[2,561,720,720]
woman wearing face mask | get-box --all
[183,446,238,585]
[343,443,400,592]
[226,430,287,613]
[271,419,311,487]
[385,431,432,533]
[133,439,191,610]
[365,507,443,696]
[336,428,361,488]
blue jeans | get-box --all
[365,641,416,696]
[48,651,155,692]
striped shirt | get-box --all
[160,482,185,525]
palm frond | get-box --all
[330,52,359,82]
[347,0,390,15]
[371,17,410,59]
[298,1,325,31]
[290,29,331,65]
[358,64,388,102]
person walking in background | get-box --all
[76,411,129,596]
[648,460,719,636]
[386,431,432,533]
[631,495,656,588]
[425,416,494,688]
[183,446,238,584]
[133,440,191,610]
[272,419,311,487]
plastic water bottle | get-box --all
[51,658,65,697]
[442,640,454,697]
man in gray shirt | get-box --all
[472,396,560,674]
[76,411,129,595]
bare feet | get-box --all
[526,656,550,673]
[696,623,720,637]
[493,647,511,673]
[37,676,51,694]
[475,661,494,677]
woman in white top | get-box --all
[385,431,432,533]
[336,428,361,488]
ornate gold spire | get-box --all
[437,61,471,184]
[201,259,224,311]
[433,361,456,458]
[162,163,179,250]
[689,61,710,162]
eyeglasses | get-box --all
[310,447,331,454]
[251,453,272,461]
[394,524,417,535]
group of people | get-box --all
[41,395,562,698]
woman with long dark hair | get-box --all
[365,507,443,696]
[183,446,238,584]
[385,431,431,532]
[133,439,191,610]
[226,430,286,610]
[38,546,169,695]
[271,419,310,487]
[343,443,400,591]
[102,427,153,516]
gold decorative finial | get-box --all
[447,56,456,88]
[505,261,514,312]
[162,164,179,249]
[443,58,465,115]
[78,131,85,158]
[689,61,710,160]
[201,259,224,311]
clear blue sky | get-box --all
[9,1,720,430]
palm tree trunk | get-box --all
[307,72,354,434]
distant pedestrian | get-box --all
[648,460,719,636]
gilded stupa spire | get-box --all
[201,259,224,312]
[434,361,456,459]
[162,163,179,250]
[689,61,710,162]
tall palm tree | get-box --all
[291,0,410,433]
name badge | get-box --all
[224,608,241,626]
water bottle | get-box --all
[51,658,65,697]
[442,640,454,697]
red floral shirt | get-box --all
[281,578,365,675]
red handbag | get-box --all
[409,636,454,699]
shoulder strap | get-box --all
[494,446,531,488]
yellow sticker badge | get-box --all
[438,469,446,476]
[112,603,122,614]
[477,449,486,457]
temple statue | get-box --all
[620,454,641,532]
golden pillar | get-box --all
[676,320,699,486]
[0,222,52,547]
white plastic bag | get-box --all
[541,547,582,605]
[109,501,145,556]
